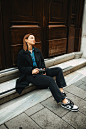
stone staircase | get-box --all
[0,51,86,105]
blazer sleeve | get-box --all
[17,53,32,75]
[40,51,46,69]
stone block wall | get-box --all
[81,0,86,58]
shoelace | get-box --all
[68,99,74,109]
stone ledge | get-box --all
[0,52,83,83]
[45,52,75,67]
[0,84,37,105]
[0,68,20,83]
[0,52,86,104]
[0,58,86,104]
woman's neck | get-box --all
[27,44,33,53]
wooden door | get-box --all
[1,0,85,70]
[43,0,68,57]
[67,0,85,53]
[2,0,43,67]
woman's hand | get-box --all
[32,68,39,74]
[43,68,46,75]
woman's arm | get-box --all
[40,51,46,69]
[17,53,39,75]
[17,53,33,75]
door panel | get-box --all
[10,25,41,66]
[46,0,67,56]
[74,0,85,51]
[47,25,67,39]
[48,38,67,56]
[68,27,75,52]
[11,0,37,21]
[49,0,67,23]
[67,0,76,53]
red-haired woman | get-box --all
[16,34,79,112]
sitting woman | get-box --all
[16,34,79,111]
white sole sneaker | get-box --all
[61,104,79,111]
[61,99,79,112]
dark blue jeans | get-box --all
[27,67,66,103]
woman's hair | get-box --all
[23,34,30,51]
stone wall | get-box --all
[81,0,86,58]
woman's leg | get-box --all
[46,68,79,111]
[26,74,79,111]
[46,67,66,93]
[46,67,66,88]
[26,74,65,103]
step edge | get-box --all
[0,61,86,101]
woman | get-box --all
[16,34,79,111]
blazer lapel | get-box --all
[24,51,33,66]
[23,48,40,67]
[34,47,40,66]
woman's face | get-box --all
[26,35,35,45]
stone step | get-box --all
[0,52,86,105]
[0,68,20,84]
[0,51,82,83]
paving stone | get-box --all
[67,93,86,115]
[41,97,69,117]
[5,113,41,129]
[65,85,86,99]
[25,103,44,116]
[73,80,84,86]
[64,71,85,86]
[0,124,7,129]
[31,108,74,129]
[62,111,86,129]
[80,76,86,82]
[77,82,86,91]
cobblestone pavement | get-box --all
[0,76,86,129]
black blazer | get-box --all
[16,47,46,94]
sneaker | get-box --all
[62,92,67,98]
[61,99,79,111]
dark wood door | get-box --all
[43,0,68,57]
[0,0,85,70]
[67,0,85,53]
[2,0,43,68]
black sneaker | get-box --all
[61,99,79,111]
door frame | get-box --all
[0,0,5,70]
[1,0,12,68]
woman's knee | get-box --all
[56,67,63,73]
